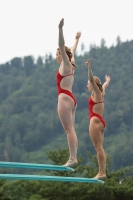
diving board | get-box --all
[0,174,104,183]
[0,161,74,172]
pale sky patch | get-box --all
[0,0,133,64]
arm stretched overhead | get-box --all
[86,59,100,94]
[58,18,70,68]
[71,32,81,64]
[102,75,111,93]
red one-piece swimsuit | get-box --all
[56,70,77,107]
[88,96,106,127]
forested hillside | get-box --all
[0,37,133,171]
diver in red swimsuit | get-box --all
[56,18,81,167]
[86,59,110,179]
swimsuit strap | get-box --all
[58,69,74,78]
[90,96,104,104]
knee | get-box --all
[64,127,74,134]
[94,144,103,152]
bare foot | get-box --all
[63,159,78,167]
[94,174,107,180]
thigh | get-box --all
[58,97,74,129]
[89,119,104,147]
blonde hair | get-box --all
[93,76,103,93]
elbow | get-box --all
[89,77,94,82]
[58,40,65,47]
[58,43,64,47]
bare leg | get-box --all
[65,105,78,166]
[89,117,106,178]
[57,95,78,166]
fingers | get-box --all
[59,18,64,28]
[61,18,64,23]
[108,76,111,81]
[86,59,90,67]
[60,18,64,25]
[105,75,111,81]
[77,31,81,36]
[76,31,81,39]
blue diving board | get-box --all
[0,161,74,172]
[0,174,104,183]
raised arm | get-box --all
[58,18,70,66]
[71,32,81,64]
[102,75,111,93]
[86,59,99,93]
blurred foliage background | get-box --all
[0,37,133,172]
